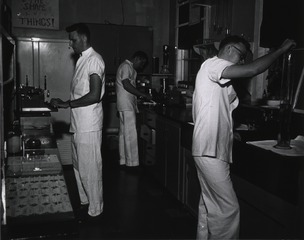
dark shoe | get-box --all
[75,204,89,223]
[125,166,142,174]
[119,164,127,171]
[78,213,103,224]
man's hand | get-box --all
[139,94,152,101]
[143,94,152,101]
[50,98,69,109]
[280,39,296,52]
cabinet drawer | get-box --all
[146,143,155,157]
[140,124,156,144]
[144,154,155,166]
[145,111,156,129]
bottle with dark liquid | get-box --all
[275,101,292,149]
[160,45,170,74]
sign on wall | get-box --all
[12,0,59,30]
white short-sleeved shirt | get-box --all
[70,47,105,133]
[115,60,138,112]
[192,56,239,163]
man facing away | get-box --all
[50,22,105,218]
[192,35,296,239]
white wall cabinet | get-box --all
[16,38,74,124]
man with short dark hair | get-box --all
[115,51,152,167]
[192,35,295,239]
[50,22,105,218]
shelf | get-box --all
[181,58,201,61]
[190,0,213,7]
[152,73,173,76]
[178,0,190,5]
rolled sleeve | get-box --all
[88,57,105,79]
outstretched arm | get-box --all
[122,78,152,101]
[222,39,296,79]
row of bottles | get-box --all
[19,75,50,108]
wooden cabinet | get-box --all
[209,0,255,41]
[230,0,255,41]
[86,23,153,74]
[182,147,200,216]
[139,109,183,200]
[180,122,200,216]
[153,116,167,186]
[87,24,118,74]
[155,115,182,200]
[177,0,255,49]
[231,140,304,239]
[260,0,304,48]
[166,119,183,200]
[139,110,156,166]
[177,0,210,49]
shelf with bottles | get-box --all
[151,73,174,77]
[104,75,116,101]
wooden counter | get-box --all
[232,139,304,238]
[139,104,304,239]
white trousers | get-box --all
[72,131,103,217]
[193,156,240,240]
[118,111,139,166]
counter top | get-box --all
[139,104,193,123]
[247,137,304,157]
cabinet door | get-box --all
[39,40,74,124]
[155,116,167,186]
[87,24,119,74]
[231,0,255,41]
[16,40,34,86]
[17,39,74,124]
[117,25,153,74]
[87,24,153,75]
[165,119,181,199]
[184,148,200,216]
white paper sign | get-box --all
[12,0,59,30]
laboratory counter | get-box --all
[138,103,304,239]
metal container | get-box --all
[7,131,21,154]
[152,57,159,74]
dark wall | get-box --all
[260,0,304,48]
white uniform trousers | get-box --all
[72,131,103,217]
[193,156,240,240]
[118,111,139,166]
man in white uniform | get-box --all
[192,35,295,239]
[116,51,151,167]
[50,23,105,218]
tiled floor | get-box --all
[2,140,197,240]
